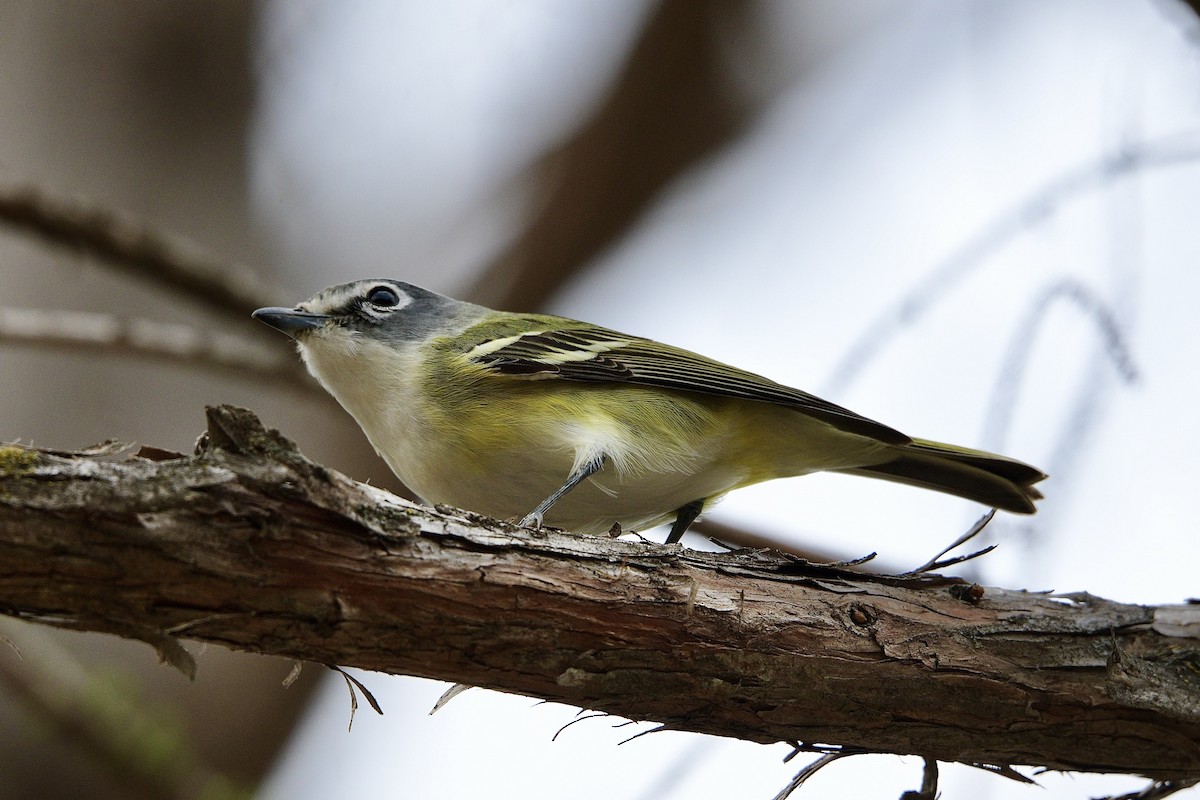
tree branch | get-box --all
[0,184,285,318]
[0,306,311,389]
[822,131,1200,396]
[1,406,1197,779]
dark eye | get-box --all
[367,286,400,307]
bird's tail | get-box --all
[834,438,1046,514]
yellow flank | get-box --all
[722,399,893,486]
[452,377,892,484]
[429,379,723,478]
[409,358,896,531]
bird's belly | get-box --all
[372,385,748,535]
[350,380,891,537]
[391,428,742,536]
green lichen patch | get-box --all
[0,446,40,476]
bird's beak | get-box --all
[252,307,329,339]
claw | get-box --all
[518,455,606,531]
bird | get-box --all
[253,279,1045,542]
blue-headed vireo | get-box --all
[253,280,1044,542]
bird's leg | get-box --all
[664,498,705,544]
[519,454,607,528]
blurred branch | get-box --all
[0,619,251,800]
[0,306,313,390]
[1152,0,1200,58]
[0,184,286,319]
[823,132,1200,396]
[981,278,1139,451]
[2,406,1199,781]
[1170,0,1200,30]
[466,0,750,311]
[1098,778,1200,800]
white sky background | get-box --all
[251,2,1200,798]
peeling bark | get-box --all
[1,406,1197,778]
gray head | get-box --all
[252,279,489,428]
[253,280,490,457]
[252,279,474,344]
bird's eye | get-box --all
[367,286,400,307]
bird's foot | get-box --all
[518,511,544,529]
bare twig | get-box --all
[0,619,250,800]
[552,712,611,741]
[1095,778,1200,800]
[0,306,313,390]
[617,724,668,746]
[463,0,749,312]
[772,754,850,800]
[982,278,1140,451]
[694,516,894,571]
[429,682,473,715]
[1152,0,1200,48]
[965,761,1038,785]
[904,509,996,575]
[0,184,287,318]
[327,665,384,732]
[823,132,1200,396]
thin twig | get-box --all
[327,665,384,731]
[963,762,1037,785]
[429,682,474,715]
[905,510,995,575]
[0,619,249,800]
[823,132,1200,396]
[982,278,1139,451]
[0,184,288,318]
[618,724,668,746]
[0,306,314,390]
[772,754,850,800]
[696,517,895,571]
[552,712,611,741]
[1096,778,1200,800]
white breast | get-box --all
[297,334,439,484]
